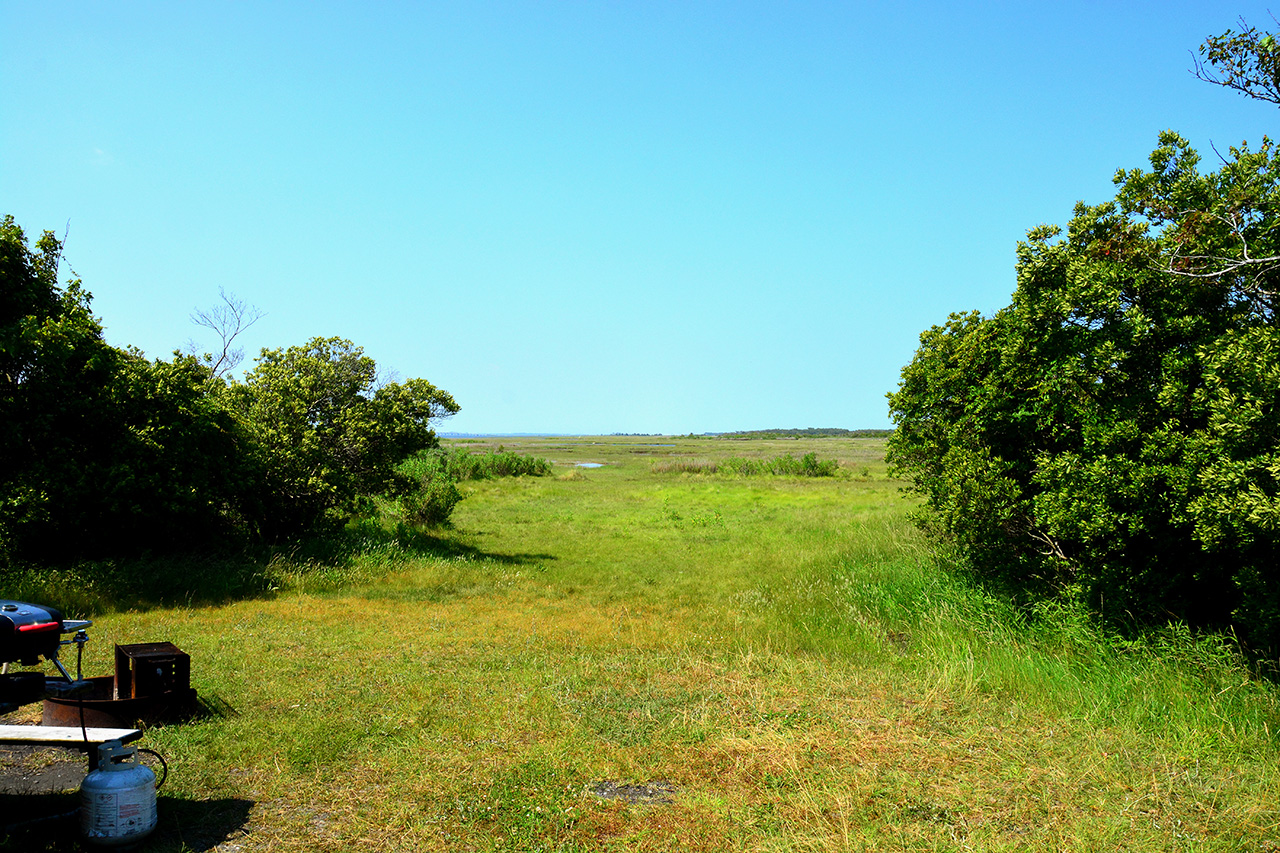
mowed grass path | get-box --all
[23,437,1280,851]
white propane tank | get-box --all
[80,741,157,846]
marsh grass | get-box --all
[379,447,553,527]
[402,447,554,481]
[5,436,1280,851]
[652,452,839,476]
[650,458,718,474]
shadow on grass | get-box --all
[0,553,276,618]
[2,519,555,618]
[0,792,255,852]
[277,517,558,571]
[386,528,558,567]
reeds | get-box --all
[652,452,838,476]
[401,447,553,481]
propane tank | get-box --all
[80,741,157,846]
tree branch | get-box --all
[190,288,265,379]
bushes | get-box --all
[230,337,458,540]
[383,448,552,528]
[442,448,553,480]
[722,452,839,477]
[395,476,464,527]
[0,217,260,559]
[887,133,1280,651]
[398,448,552,483]
[0,217,461,558]
[653,453,838,477]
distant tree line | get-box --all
[888,21,1280,653]
[0,216,459,563]
[718,428,892,439]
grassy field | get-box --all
[5,435,1280,851]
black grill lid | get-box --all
[0,600,66,665]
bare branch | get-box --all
[1209,139,1232,168]
[54,220,71,281]
[1160,210,1280,303]
[190,288,265,379]
[374,365,403,391]
[1027,526,1075,576]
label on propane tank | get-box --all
[82,789,157,836]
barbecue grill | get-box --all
[0,599,92,713]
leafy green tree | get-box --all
[2,218,461,563]
[1,216,104,556]
[232,336,459,539]
[888,26,1280,650]
[1,217,253,559]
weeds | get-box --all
[651,458,718,474]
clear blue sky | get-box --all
[3,2,1274,434]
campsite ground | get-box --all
[4,436,1279,851]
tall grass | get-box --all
[774,541,1280,761]
[402,447,553,481]
[653,452,838,476]
[651,458,718,474]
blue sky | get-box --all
[3,2,1275,434]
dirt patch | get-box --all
[0,710,88,798]
[0,744,85,795]
[587,779,676,804]
[0,733,87,851]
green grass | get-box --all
[401,447,555,482]
[4,435,1280,851]
[653,452,842,477]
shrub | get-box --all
[386,447,551,529]
[231,337,458,540]
[452,449,553,480]
[0,217,260,559]
[397,476,463,527]
[888,133,1280,650]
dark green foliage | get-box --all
[1,217,459,563]
[0,217,254,559]
[887,130,1280,649]
[887,26,1280,650]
